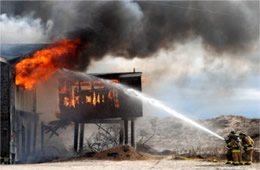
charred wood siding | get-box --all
[58,72,143,122]
[0,61,10,163]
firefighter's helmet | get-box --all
[239,132,246,136]
[230,131,236,135]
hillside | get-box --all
[135,115,260,159]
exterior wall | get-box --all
[0,60,11,163]
[15,87,34,113]
[15,86,38,163]
[0,59,39,164]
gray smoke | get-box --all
[1,0,259,71]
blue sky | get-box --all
[156,80,260,119]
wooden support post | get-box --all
[15,116,20,161]
[32,116,38,155]
[131,120,135,148]
[119,121,124,145]
[41,122,44,156]
[32,88,37,112]
[21,125,25,161]
[124,119,128,145]
[74,122,79,152]
[32,89,37,155]
[79,123,85,152]
[26,123,31,156]
[10,72,16,164]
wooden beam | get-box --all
[41,122,44,157]
[15,116,20,161]
[124,119,128,145]
[73,122,79,152]
[32,116,38,155]
[119,122,124,145]
[131,120,136,148]
[26,123,31,156]
[79,123,85,152]
[21,125,25,161]
[82,119,124,124]
[32,88,36,113]
[32,89,37,155]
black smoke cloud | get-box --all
[1,1,259,71]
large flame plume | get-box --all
[15,38,81,90]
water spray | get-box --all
[116,84,225,141]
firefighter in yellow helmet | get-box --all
[225,131,235,164]
[239,132,254,165]
[229,133,243,165]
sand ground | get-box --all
[1,160,260,170]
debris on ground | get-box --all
[92,145,154,160]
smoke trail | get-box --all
[1,1,259,71]
[0,14,53,44]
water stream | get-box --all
[115,84,225,141]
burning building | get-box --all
[0,44,143,164]
[58,71,142,153]
[58,72,142,121]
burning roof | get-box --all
[15,39,81,89]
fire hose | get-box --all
[252,148,260,152]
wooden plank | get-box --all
[124,119,128,145]
[32,89,37,155]
[21,125,25,161]
[10,70,16,164]
[79,123,85,152]
[119,121,124,145]
[131,120,135,148]
[32,115,38,155]
[26,123,31,156]
[83,119,124,124]
[15,116,20,161]
[73,122,79,152]
[41,122,44,156]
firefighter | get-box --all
[225,131,236,164]
[239,133,254,165]
[229,133,243,165]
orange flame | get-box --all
[15,38,81,90]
